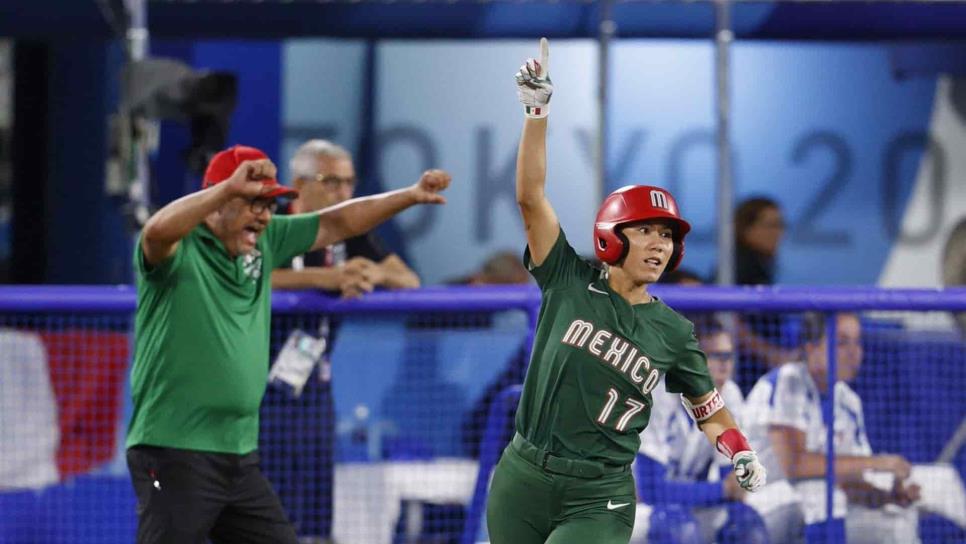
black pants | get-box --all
[126,445,298,544]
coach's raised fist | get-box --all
[409,169,451,204]
[226,159,277,199]
[515,37,553,119]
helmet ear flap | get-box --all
[613,228,630,266]
[595,225,630,266]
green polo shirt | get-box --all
[517,228,714,466]
[126,214,319,454]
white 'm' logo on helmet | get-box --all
[650,190,669,210]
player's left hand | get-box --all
[409,169,451,204]
[733,450,767,492]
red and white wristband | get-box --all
[681,388,725,422]
[715,428,753,459]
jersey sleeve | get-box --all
[133,231,184,283]
[837,384,872,456]
[664,323,715,398]
[767,370,810,432]
[264,213,320,269]
[523,228,593,291]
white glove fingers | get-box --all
[525,59,539,79]
[515,43,553,118]
[539,37,550,77]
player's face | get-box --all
[618,220,675,284]
[210,196,275,257]
[808,313,863,386]
[701,331,734,389]
[293,156,356,213]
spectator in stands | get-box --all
[272,139,421,297]
[742,312,920,544]
[261,139,426,544]
[126,144,450,544]
[732,196,795,393]
[734,197,785,286]
[635,314,770,544]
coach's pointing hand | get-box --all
[515,37,553,119]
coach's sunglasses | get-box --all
[250,197,279,215]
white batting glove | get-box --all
[733,450,767,492]
[515,37,553,119]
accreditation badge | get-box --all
[268,329,327,397]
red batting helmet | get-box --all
[594,185,691,270]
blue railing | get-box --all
[3,284,965,313]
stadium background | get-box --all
[0,2,965,543]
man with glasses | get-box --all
[126,144,451,544]
[272,139,420,297]
[261,139,426,543]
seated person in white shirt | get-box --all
[743,312,920,544]
[634,314,770,544]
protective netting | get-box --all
[0,313,133,543]
[260,309,530,544]
[635,310,966,544]
[0,287,963,544]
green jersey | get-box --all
[126,214,319,454]
[517,228,714,466]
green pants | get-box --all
[486,436,636,544]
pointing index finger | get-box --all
[539,37,549,76]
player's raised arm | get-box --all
[515,38,560,266]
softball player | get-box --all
[743,312,920,544]
[485,39,766,544]
[636,315,770,544]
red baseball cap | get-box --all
[202,145,299,199]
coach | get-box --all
[124,144,450,544]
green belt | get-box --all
[510,433,629,479]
